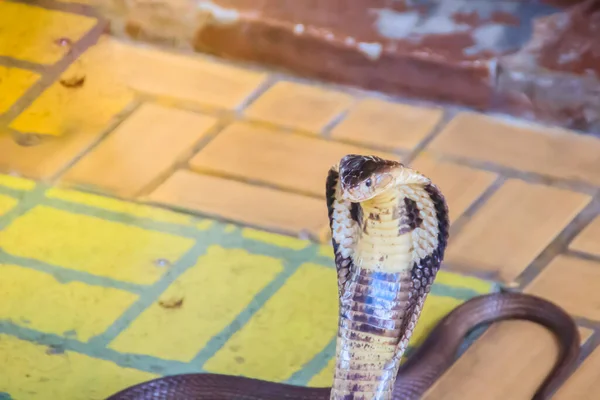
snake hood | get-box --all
[338,155,431,202]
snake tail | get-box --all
[327,155,449,400]
[393,291,581,400]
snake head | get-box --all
[338,154,430,202]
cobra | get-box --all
[107,154,580,400]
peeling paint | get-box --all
[197,1,241,24]
[357,42,383,61]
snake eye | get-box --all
[365,178,372,187]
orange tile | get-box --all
[61,103,217,197]
[428,112,600,186]
[445,180,590,283]
[0,130,107,179]
[108,39,268,109]
[569,216,600,258]
[423,321,560,400]
[411,154,496,224]
[189,122,398,197]
[147,170,326,236]
[330,98,443,150]
[525,255,600,320]
[554,344,600,400]
[243,81,354,133]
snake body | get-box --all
[107,155,580,400]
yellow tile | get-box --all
[428,112,600,186]
[331,98,443,150]
[411,154,497,224]
[525,255,600,320]
[148,170,327,237]
[241,228,309,250]
[309,357,336,387]
[0,194,18,216]
[0,2,96,64]
[0,66,40,114]
[0,205,194,284]
[408,295,463,348]
[244,81,354,133]
[0,334,157,400]
[61,103,218,197]
[318,245,334,259]
[224,223,238,233]
[446,180,590,283]
[554,345,600,400]
[46,187,193,225]
[423,321,560,400]
[189,122,398,197]
[110,38,267,109]
[0,264,137,341]
[434,270,494,294]
[569,216,600,258]
[109,246,282,361]
[196,219,214,230]
[10,36,135,137]
[204,263,338,381]
[0,174,36,191]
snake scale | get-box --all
[107,155,580,400]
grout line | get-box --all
[447,176,507,241]
[564,249,600,264]
[0,249,146,294]
[10,0,100,16]
[402,108,457,165]
[191,245,319,368]
[0,320,196,376]
[88,239,209,348]
[135,117,234,198]
[183,166,326,200]
[425,153,600,196]
[320,97,361,139]
[516,197,600,289]
[234,75,278,113]
[0,19,105,128]
[286,335,336,386]
[0,56,47,74]
[51,101,143,182]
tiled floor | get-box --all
[1,1,600,399]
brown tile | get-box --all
[423,321,561,400]
[428,112,600,186]
[525,255,600,320]
[411,153,497,224]
[147,169,327,236]
[62,104,217,197]
[243,81,354,133]
[330,98,443,150]
[569,216,600,258]
[445,180,590,283]
[554,344,600,400]
[189,122,397,197]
